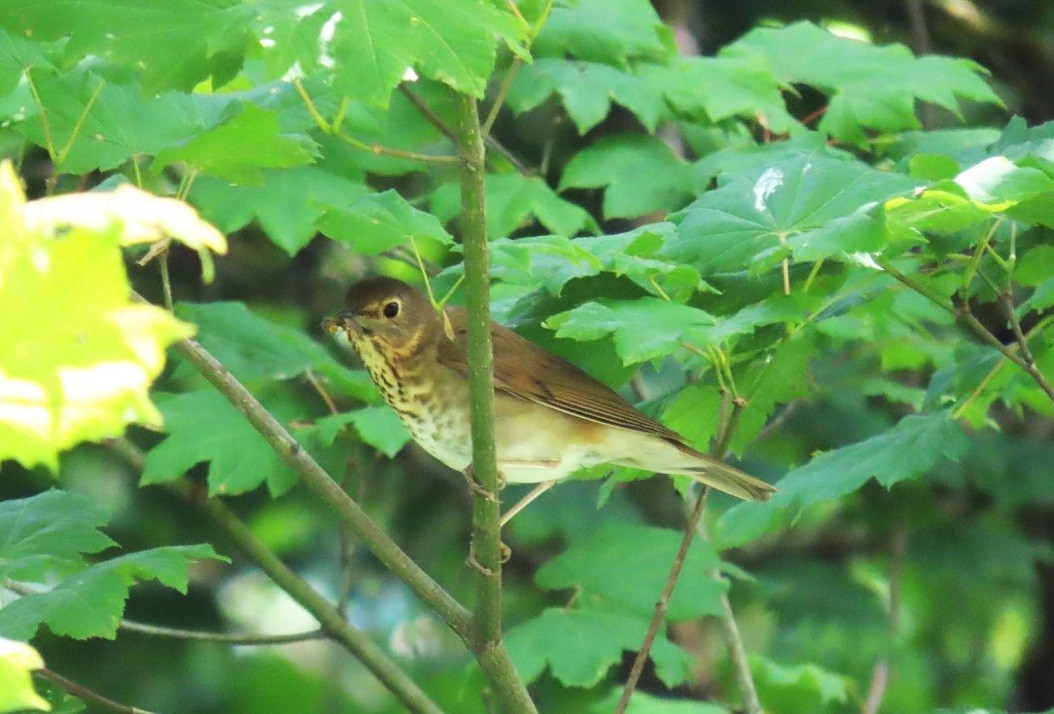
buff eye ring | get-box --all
[383,300,401,319]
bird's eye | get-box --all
[382,300,401,319]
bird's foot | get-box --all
[463,466,500,504]
[465,540,511,576]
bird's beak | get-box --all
[322,312,385,336]
[321,311,356,335]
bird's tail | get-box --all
[617,441,777,502]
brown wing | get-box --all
[436,307,684,442]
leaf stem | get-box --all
[399,84,530,175]
[293,79,459,165]
[25,70,57,162]
[36,667,158,714]
[452,93,537,712]
[55,77,105,166]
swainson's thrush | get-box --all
[325,277,776,515]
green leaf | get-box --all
[257,0,526,106]
[505,608,694,688]
[663,384,723,453]
[507,58,666,133]
[642,55,796,133]
[954,156,1054,207]
[0,545,225,641]
[750,655,851,708]
[592,689,728,714]
[0,492,114,581]
[535,523,727,620]
[670,151,918,275]
[313,406,411,458]
[0,164,194,470]
[0,28,51,96]
[175,302,373,401]
[141,390,301,496]
[560,134,693,219]
[533,0,671,65]
[0,638,49,713]
[432,173,599,239]
[154,103,315,183]
[546,298,716,365]
[717,412,969,547]
[485,235,604,295]
[724,21,1001,143]
[318,189,453,255]
[0,0,252,92]
[189,167,370,256]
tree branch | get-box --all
[451,93,537,713]
[136,302,474,638]
[184,484,446,714]
[875,257,1054,404]
[107,434,443,712]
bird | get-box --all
[324,276,776,523]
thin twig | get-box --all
[481,60,522,137]
[863,527,908,714]
[616,488,710,714]
[875,257,1054,404]
[1,580,327,645]
[36,668,158,714]
[1001,292,1038,369]
[306,368,340,415]
[618,401,760,713]
[120,620,327,645]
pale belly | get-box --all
[403,389,635,484]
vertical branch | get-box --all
[451,93,537,713]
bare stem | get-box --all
[36,667,158,714]
[400,84,530,175]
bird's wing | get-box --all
[436,307,683,442]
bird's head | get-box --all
[324,277,442,360]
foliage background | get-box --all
[1,0,1053,712]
